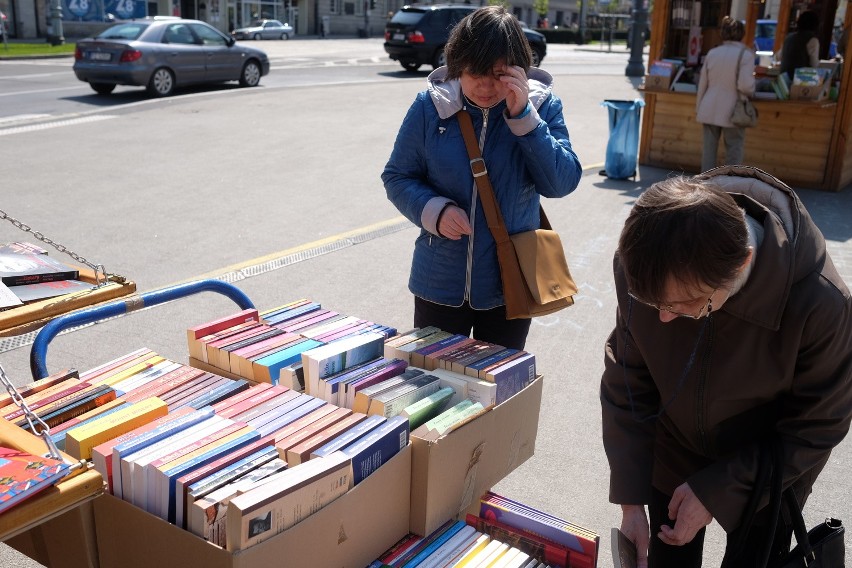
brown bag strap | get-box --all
[456,110,551,242]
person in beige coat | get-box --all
[696,17,755,171]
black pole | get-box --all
[625,0,647,77]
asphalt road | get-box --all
[1,38,850,568]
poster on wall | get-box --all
[61,0,146,21]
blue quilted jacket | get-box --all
[382,67,582,309]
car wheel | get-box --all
[253,33,262,40]
[401,61,422,72]
[239,60,262,87]
[90,82,116,95]
[432,48,446,70]
[280,32,289,40]
[531,47,543,67]
[147,67,175,97]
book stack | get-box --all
[14,346,411,552]
[789,66,832,101]
[0,241,94,309]
[383,327,537,405]
[367,491,599,568]
[186,301,397,387]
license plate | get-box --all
[393,33,404,41]
[88,52,111,61]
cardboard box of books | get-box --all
[408,376,543,536]
[93,444,412,568]
[789,66,831,101]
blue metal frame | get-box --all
[30,279,255,380]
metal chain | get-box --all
[0,208,125,287]
[0,361,65,462]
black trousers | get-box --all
[413,296,532,351]
[648,487,794,567]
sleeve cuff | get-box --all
[505,102,539,136]
[422,196,454,236]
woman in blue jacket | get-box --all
[381,6,582,349]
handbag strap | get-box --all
[455,110,551,241]
[723,439,813,568]
[734,44,748,101]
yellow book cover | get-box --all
[453,534,491,567]
[64,396,168,460]
[89,356,166,387]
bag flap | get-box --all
[510,230,578,304]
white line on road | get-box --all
[0,114,117,136]
[0,85,83,97]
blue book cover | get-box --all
[264,302,322,325]
[323,357,388,401]
[254,396,327,437]
[255,338,323,385]
[244,393,313,429]
[489,353,536,405]
[310,414,387,458]
[111,407,215,491]
[184,379,250,409]
[466,348,520,374]
[260,299,311,319]
[162,429,261,523]
[187,446,278,498]
[342,415,409,485]
[400,520,466,568]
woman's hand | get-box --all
[621,505,651,568]
[500,64,529,118]
[437,205,472,240]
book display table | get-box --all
[0,283,577,568]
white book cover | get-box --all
[301,331,385,396]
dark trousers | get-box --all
[413,296,532,350]
[648,487,793,567]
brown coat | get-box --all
[601,167,852,531]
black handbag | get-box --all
[724,439,845,568]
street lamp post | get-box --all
[625,0,646,77]
[48,0,65,46]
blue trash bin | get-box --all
[600,99,645,180]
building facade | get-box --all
[2,0,583,41]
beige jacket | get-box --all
[696,41,756,128]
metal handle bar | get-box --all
[30,279,255,380]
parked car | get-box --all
[754,18,836,58]
[232,19,294,40]
[384,5,546,72]
[73,17,270,97]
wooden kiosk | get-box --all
[639,0,852,191]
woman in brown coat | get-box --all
[601,167,852,567]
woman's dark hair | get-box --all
[445,6,532,79]
[796,10,819,33]
[720,15,745,41]
[618,176,750,303]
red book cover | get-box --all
[0,447,71,513]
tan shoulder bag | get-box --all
[456,110,577,319]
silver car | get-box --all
[232,19,294,40]
[73,17,270,97]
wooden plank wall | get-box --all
[642,91,836,188]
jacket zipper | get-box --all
[696,316,715,453]
[464,104,488,303]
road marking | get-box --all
[0,85,84,98]
[0,114,117,135]
[0,113,51,124]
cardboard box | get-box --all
[409,376,543,536]
[5,501,100,568]
[789,82,829,101]
[643,74,672,91]
[94,444,411,568]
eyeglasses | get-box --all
[627,288,718,320]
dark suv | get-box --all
[384,5,546,72]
